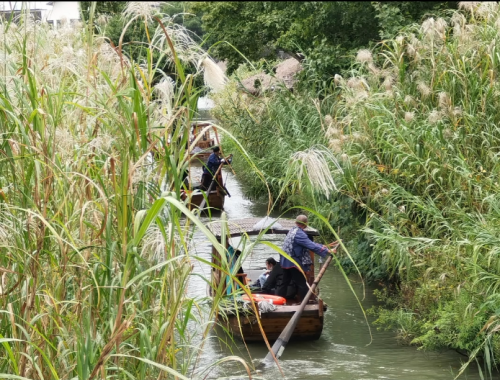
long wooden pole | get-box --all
[264,254,333,362]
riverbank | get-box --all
[211,5,500,374]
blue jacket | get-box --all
[203,152,222,175]
[280,227,328,271]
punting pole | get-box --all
[264,254,334,362]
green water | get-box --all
[189,168,482,380]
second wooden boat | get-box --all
[206,218,327,342]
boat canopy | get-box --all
[206,218,319,238]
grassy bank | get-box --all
[213,3,500,374]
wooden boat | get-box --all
[206,218,327,342]
[189,121,216,162]
[180,168,226,210]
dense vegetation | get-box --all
[212,2,500,376]
[193,1,457,80]
[0,4,251,379]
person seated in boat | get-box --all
[250,257,297,298]
[200,146,232,190]
[250,257,277,288]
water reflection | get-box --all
[188,167,481,380]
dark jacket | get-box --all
[261,263,284,294]
[262,263,297,299]
[203,152,221,176]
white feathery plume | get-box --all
[477,2,498,18]
[405,112,415,122]
[406,43,417,58]
[404,95,415,105]
[417,82,431,97]
[422,18,436,37]
[356,49,373,63]
[152,18,205,67]
[422,17,447,40]
[326,125,340,139]
[324,115,333,127]
[153,77,175,117]
[438,91,451,110]
[355,90,369,101]
[435,18,448,35]
[428,110,441,124]
[87,134,115,153]
[123,2,161,21]
[443,128,454,139]
[141,225,166,263]
[451,12,466,28]
[55,129,77,156]
[289,146,342,198]
[458,2,480,12]
[347,77,370,91]
[200,57,226,92]
[383,76,393,91]
[96,14,110,27]
[329,139,342,153]
[154,76,175,101]
[351,132,364,142]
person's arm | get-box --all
[221,154,233,165]
[294,231,329,258]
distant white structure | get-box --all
[0,2,80,27]
[45,1,80,27]
[198,97,215,110]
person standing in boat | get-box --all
[201,146,232,190]
[277,214,335,302]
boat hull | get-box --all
[182,190,225,210]
[225,303,326,342]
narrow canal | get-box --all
[188,166,482,380]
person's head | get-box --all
[265,257,277,270]
[295,214,308,229]
[213,146,221,155]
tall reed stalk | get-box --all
[0,3,251,379]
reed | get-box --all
[0,4,251,379]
